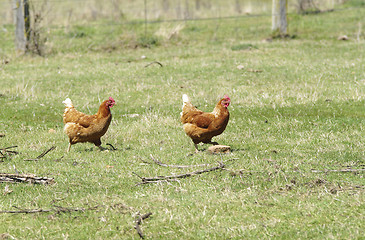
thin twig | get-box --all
[4,150,19,154]
[54,155,64,162]
[135,212,152,239]
[144,61,163,68]
[150,154,238,169]
[0,146,19,158]
[311,168,365,173]
[24,146,56,161]
[1,208,52,214]
[139,158,153,165]
[106,143,117,150]
[132,172,144,180]
[36,146,56,159]
[150,154,209,168]
[134,179,178,186]
[1,146,18,150]
[0,205,99,214]
[134,162,225,185]
[224,168,365,175]
[341,164,365,168]
[52,205,99,213]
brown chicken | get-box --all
[180,94,231,152]
[62,97,115,152]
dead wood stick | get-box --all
[1,146,18,150]
[311,168,365,173]
[135,212,152,239]
[0,208,53,214]
[144,61,163,68]
[24,146,56,161]
[150,154,238,169]
[139,158,152,165]
[0,205,98,214]
[54,155,64,162]
[36,146,56,159]
[150,154,211,168]
[225,168,365,175]
[342,164,365,168]
[134,179,178,186]
[134,162,225,183]
[4,150,19,154]
[0,173,55,185]
[0,146,19,157]
[52,205,99,213]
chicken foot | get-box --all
[67,143,109,152]
[194,141,219,153]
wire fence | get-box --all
[1,0,359,54]
[0,0,346,27]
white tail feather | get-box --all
[181,94,190,115]
[62,98,73,108]
[182,94,190,103]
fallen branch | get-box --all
[0,173,55,185]
[0,208,52,214]
[311,168,365,173]
[134,162,225,184]
[150,154,211,168]
[1,146,19,151]
[134,179,178,186]
[150,154,238,169]
[36,146,56,159]
[144,61,163,68]
[24,146,56,161]
[330,185,365,194]
[342,164,365,168]
[135,212,152,239]
[225,167,365,175]
[0,205,98,214]
[0,146,19,158]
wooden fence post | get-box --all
[13,0,31,52]
[272,0,288,36]
[24,0,31,48]
[13,0,26,52]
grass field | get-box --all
[1,1,365,239]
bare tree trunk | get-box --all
[272,0,288,35]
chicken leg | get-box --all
[67,143,71,153]
[194,144,200,153]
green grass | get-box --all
[1,3,365,239]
